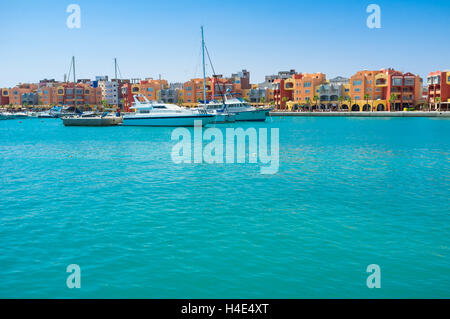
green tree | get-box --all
[435,96,441,112]
[389,93,398,112]
[364,94,370,112]
[338,96,344,112]
[313,95,319,111]
[346,96,352,111]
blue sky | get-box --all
[1,0,449,87]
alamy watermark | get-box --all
[66,4,81,29]
[366,4,381,29]
[366,264,381,288]
[66,264,81,288]
[171,121,279,174]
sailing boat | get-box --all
[194,26,235,124]
[122,54,216,126]
[122,94,216,127]
[62,57,123,126]
[195,26,270,122]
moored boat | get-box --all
[122,95,215,127]
[204,95,271,121]
[62,112,123,126]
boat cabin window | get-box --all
[152,105,167,109]
[138,109,150,113]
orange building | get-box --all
[9,83,38,105]
[122,78,169,111]
[347,69,422,111]
[37,86,58,105]
[349,70,383,110]
[50,83,101,107]
[181,78,212,106]
[291,73,327,107]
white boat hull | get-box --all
[122,114,215,127]
[233,109,270,121]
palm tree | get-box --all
[389,93,398,112]
[435,97,441,112]
[259,97,266,105]
[281,97,288,110]
[304,99,311,112]
[346,96,352,111]
[364,94,370,112]
[313,95,319,111]
[338,96,344,112]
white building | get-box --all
[98,80,119,106]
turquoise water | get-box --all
[0,117,449,298]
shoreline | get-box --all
[269,111,450,118]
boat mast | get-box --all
[114,58,118,81]
[72,56,76,111]
[159,74,162,103]
[201,26,207,108]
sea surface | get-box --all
[0,117,449,298]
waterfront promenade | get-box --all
[270,111,450,117]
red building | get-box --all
[1,88,9,105]
[427,71,450,110]
[272,78,293,110]
[375,69,422,111]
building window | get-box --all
[404,78,414,86]
[353,80,362,86]
[355,96,360,100]
[354,88,360,92]
[303,82,311,87]
[392,78,403,86]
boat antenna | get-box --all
[201,26,207,108]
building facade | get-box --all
[427,71,450,109]
[98,80,119,106]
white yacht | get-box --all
[122,95,215,127]
[204,94,271,122]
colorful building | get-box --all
[9,84,38,106]
[122,78,169,111]
[272,78,293,109]
[317,76,349,110]
[1,88,9,105]
[98,78,119,106]
[291,73,327,108]
[427,71,450,110]
[345,69,422,111]
[51,82,102,107]
[375,69,422,111]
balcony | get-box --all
[375,73,388,87]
